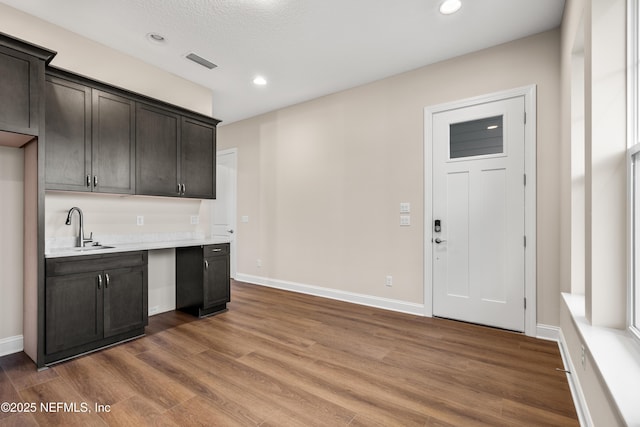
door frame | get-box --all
[212,147,238,278]
[424,85,537,337]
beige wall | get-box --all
[0,4,214,351]
[0,147,24,342]
[218,29,562,325]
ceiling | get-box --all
[1,0,565,125]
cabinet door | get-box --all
[44,76,92,191]
[136,103,180,196]
[45,271,103,354]
[181,117,216,199]
[203,253,230,308]
[0,46,39,136]
[92,90,135,194]
[103,266,147,338]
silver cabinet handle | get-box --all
[97,274,103,289]
[86,175,91,187]
[105,273,110,288]
[177,183,181,194]
[204,260,209,269]
[434,238,447,244]
[212,248,222,252]
[93,175,98,187]
[182,184,186,195]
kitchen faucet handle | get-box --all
[84,232,93,244]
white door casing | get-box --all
[424,86,537,336]
[212,148,238,278]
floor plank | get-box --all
[0,280,579,426]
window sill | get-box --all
[562,293,640,426]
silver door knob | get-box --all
[228,229,234,234]
[434,238,447,244]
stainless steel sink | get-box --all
[71,245,115,252]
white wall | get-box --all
[218,29,562,325]
[559,0,631,422]
[0,3,215,352]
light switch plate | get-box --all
[241,215,249,223]
[400,215,411,226]
[137,215,144,226]
[400,202,411,213]
[190,215,199,225]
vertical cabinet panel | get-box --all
[45,272,102,354]
[92,90,135,194]
[181,117,216,199]
[103,266,147,338]
[135,103,180,197]
[44,76,92,191]
[0,48,31,130]
[0,44,47,137]
[203,253,230,308]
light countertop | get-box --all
[45,237,231,258]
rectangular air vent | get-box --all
[186,52,217,70]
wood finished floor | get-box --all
[0,280,578,426]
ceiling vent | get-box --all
[185,52,217,70]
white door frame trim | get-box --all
[214,147,238,278]
[424,85,537,337]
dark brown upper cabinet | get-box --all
[45,73,135,194]
[181,117,216,199]
[136,104,217,199]
[0,33,55,147]
[45,67,219,198]
[135,102,180,197]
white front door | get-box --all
[212,148,237,278]
[432,96,526,332]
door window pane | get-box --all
[450,115,503,159]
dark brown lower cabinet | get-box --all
[176,244,230,317]
[45,251,148,364]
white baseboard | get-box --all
[235,273,425,316]
[558,328,592,427]
[0,335,23,357]
[536,323,561,341]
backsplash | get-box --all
[45,191,212,250]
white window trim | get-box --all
[628,0,640,340]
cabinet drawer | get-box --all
[204,244,229,256]
[46,251,147,276]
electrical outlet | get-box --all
[580,345,586,369]
[241,215,249,223]
[257,259,262,268]
[149,305,160,315]
[190,215,199,225]
[137,215,144,226]
[386,275,393,287]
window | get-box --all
[449,115,503,159]
[629,0,640,338]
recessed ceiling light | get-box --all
[253,76,267,86]
[439,0,462,15]
[146,33,166,44]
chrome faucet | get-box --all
[65,207,93,248]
